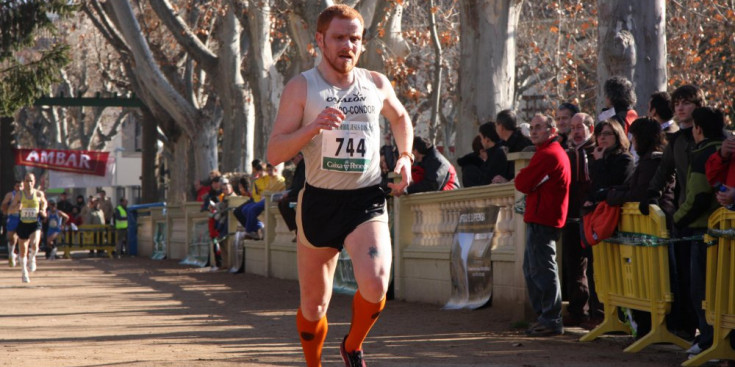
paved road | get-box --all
[0,256,697,366]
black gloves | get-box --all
[638,191,660,215]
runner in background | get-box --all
[1,180,23,267]
[8,173,47,283]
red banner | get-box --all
[14,148,109,176]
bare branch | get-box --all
[149,0,218,71]
[83,0,131,57]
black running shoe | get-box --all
[340,335,366,367]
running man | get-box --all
[45,200,69,260]
[266,5,413,366]
[8,173,47,283]
[1,180,23,267]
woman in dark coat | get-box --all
[584,119,635,208]
[604,117,677,339]
[606,117,675,215]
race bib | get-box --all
[321,128,371,173]
[49,219,59,228]
[20,207,38,221]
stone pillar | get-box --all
[506,152,537,321]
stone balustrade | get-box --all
[137,153,536,318]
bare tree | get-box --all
[457,0,524,157]
[597,0,667,114]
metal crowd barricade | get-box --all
[579,203,690,352]
[59,224,117,259]
[683,208,735,366]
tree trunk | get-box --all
[140,108,159,203]
[166,137,189,205]
[247,0,283,161]
[596,0,666,115]
[457,0,522,158]
[428,0,443,145]
[192,127,218,186]
[361,0,410,74]
[0,117,16,199]
[217,11,251,173]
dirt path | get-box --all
[0,256,700,366]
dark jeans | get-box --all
[561,221,590,317]
[524,223,563,330]
[668,227,698,339]
[691,236,713,348]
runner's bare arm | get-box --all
[267,76,345,166]
[371,71,413,191]
[38,191,47,217]
[9,193,21,212]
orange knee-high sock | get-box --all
[345,290,386,352]
[296,308,328,367]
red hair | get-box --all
[316,5,364,34]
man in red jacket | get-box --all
[514,113,571,337]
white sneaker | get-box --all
[21,271,30,283]
[29,257,37,272]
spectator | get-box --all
[237,176,252,199]
[113,198,128,258]
[87,199,105,225]
[98,190,114,225]
[560,112,597,328]
[585,119,635,207]
[457,136,486,187]
[578,119,634,330]
[674,106,725,359]
[80,198,93,224]
[514,113,571,337]
[202,176,223,213]
[607,117,675,215]
[641,84,706,342]
[75,195,85,212]
[649,91,678,142]
[243,163,286,240]
[392,136,459,195]
[68,206,82,227]
[605,117,675,337]
[496,109,532,180]
[600,76,638,133]
[706,134,735,208]
[555,102,580,149]
[234,161,266,235]
[279,153,306,241]
[194,179,210,202]
[460,122,509,187]
[56,192,74,215]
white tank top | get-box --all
[301,67,383,190]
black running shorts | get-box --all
[16,220,41,240]
[297,183,388,251]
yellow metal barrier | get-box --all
[579,203,690,352]
[683,208,735,366]
[59,225,117,259]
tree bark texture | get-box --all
[0,117,16,200]
[457,0,523,158]
[597,0,667,115]
[140,108,159,203]
[246,0,283,161]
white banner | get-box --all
[49,156,116,188]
